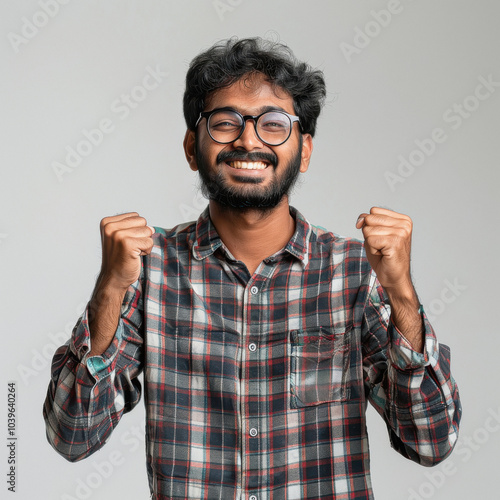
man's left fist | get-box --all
[356,207,413,291]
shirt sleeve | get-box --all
[362,272,462,466]
[43,277,144,462]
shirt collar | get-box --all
[191,205,311,267]
[191,207,223,260]
[284,206,311,267]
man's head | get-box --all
[183,37,326,211]
[183,37,326,137]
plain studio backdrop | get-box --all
[1,1,499,499]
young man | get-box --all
[44,38,461,499]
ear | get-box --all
[299,134,313,173]
[183,129,198,171]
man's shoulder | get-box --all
[292,207,365,254]
[152,220,197,242]
[149,220,199,259]
[307,221,365,256]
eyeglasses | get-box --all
[195,107,301,146]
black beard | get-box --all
[195,138,303,212]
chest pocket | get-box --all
[290,326,351,408]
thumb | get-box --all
[356,213,368,229]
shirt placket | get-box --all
[240,267,270,500]
[240,275,260,500]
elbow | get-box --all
[54,445,88,464]
[417,429,460,468]
[43,408,98,463]
[418,448,453,468]
[45,427,96,463]
[45,428,107,463]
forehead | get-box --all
[205,72,294,114]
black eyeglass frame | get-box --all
[195,107,301,146]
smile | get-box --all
[226,160,269,170]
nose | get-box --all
[232,118,264,150]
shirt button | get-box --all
[249,496,258,500]
[250,285,259,295]
[248,343,257,352]
[249,427,258,437]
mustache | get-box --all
[216,150,278,168]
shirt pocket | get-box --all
[290,326,351,408]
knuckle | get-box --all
[128,215,146,227]
[114,230,127,244]
[100,217,110,229]
[102,224,114,238]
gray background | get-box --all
[1,1,499,498]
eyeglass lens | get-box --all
[208,110,291,145]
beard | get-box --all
[195,136,303,212]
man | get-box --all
[44,38,461,499]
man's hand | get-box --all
[99,212,155,291]
[355,207,413,292]
[88,213,154,356]
[356,207,424,352]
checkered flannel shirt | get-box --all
[44,207,461,499]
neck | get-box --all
[208,197,295,275]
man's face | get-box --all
[185,73,312,211]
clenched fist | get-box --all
[356,207,413,291]
[99,212,155,291]
[88,212,154,356]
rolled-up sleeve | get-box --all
[43,278,144,462]
[363,274,462,466]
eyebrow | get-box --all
[215,105,290,115]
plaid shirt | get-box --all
[44,207,461,500]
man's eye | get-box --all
[261,121,287,130]
[211,120,240,129]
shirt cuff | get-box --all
[388,308,440,371]
[70,302,124,381]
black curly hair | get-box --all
[183,37,326,137]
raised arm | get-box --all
[43,213,154,461]
[358,207,461,465]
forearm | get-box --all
[384,280,424,352]
[88,273,128,356]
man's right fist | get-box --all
[99,212,155,291]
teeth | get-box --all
[228,161,268,170]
